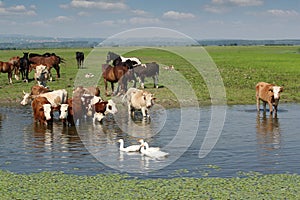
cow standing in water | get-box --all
[256,82,283,116]
[76,52,84,68]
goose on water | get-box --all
[117,139,141,152]
[138,139,160,152]
[140,142,168,159]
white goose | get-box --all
[140,142,169,159]
[138,139,160,152]
[117,139,141,152]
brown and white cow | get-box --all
[93,99,118,123]
[65,95,86,126]
[31,96,53,125]
[123,88,156,118]
[21,85,51,105]
[256,82,283,116]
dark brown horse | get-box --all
[102,61,135,96]
[29,54,62,80]
[0,61,15,84]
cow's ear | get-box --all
[280,87,283,92]
[269,87,273,92]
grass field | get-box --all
[0,46,300,107]
[1,45,300,106]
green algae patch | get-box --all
[1,170,300,199]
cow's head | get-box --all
[20,91,31,105]
[106,99,118,114]
[42,104,52,121]
[59,104,69,119]
[270,86,283,100]
[143,92,156,109]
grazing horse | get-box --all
[19,52,30,82]
[102,60,135,96]
[106,51,142,67]
[76,52,84,68]
[0,61,15,84]
[133,62,159,88]
[29,54,63,80]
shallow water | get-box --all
[0,104,299,178]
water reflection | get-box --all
[256,113,281,151]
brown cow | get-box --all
[31,96,53,125]
[256,82,283,116]
[93,99,118,123]
[21,85,52,105]
[65,95,85,126]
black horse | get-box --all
[106,51,141,67]
[19,52,30,82]
[76,52,84,68]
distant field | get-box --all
[0,46,299,106]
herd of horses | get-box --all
[1,50,159,97]
[103,51,159,96]
[0,52,64,84]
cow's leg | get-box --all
[263,102,267,113]
[141,107,148,118]
[268,101,273,115]
[256,98,260,112]
[140,77,145,89]
[153,74,159,88]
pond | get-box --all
[0,103,299,178]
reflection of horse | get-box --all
[76,52,84,68]
[0,60,15,84]
[29,54,63,80]
[256,113,281,151]
[102,61,135,96]
[106,51,142,66]
[19,52,30,82]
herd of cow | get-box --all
[13,51,158,126]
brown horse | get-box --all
[102,63,135,96]
[0,61,15,84]
[29,54,62,80]
[9,56,21,80]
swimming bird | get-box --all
[138,139,160,152]
[117,139,141,152]
[140,142,169,159]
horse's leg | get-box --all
[153,73,159,88]
[140,76,145,89]
[104,79,109,96]
[55,65,60,78]
[8,72,13,84]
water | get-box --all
[0,104,299,178]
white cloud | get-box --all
[163,11,195,20]
[212,0,263,7]
[129,17,161,25]
[70,0,128,10]
[53,16,72,22]
[131,9,148,16]
[267,9,299,17]
[0,2,36,16]
[204,5,229,14]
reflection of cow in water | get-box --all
[256,113,281,151]
[76,52,84,68]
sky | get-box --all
[0,0,300,40]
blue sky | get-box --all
[0,0,299,39]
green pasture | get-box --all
[0,170,299,199]
[0,46,300,106]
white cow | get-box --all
[122,88,155,118]
[35,64,50,87]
